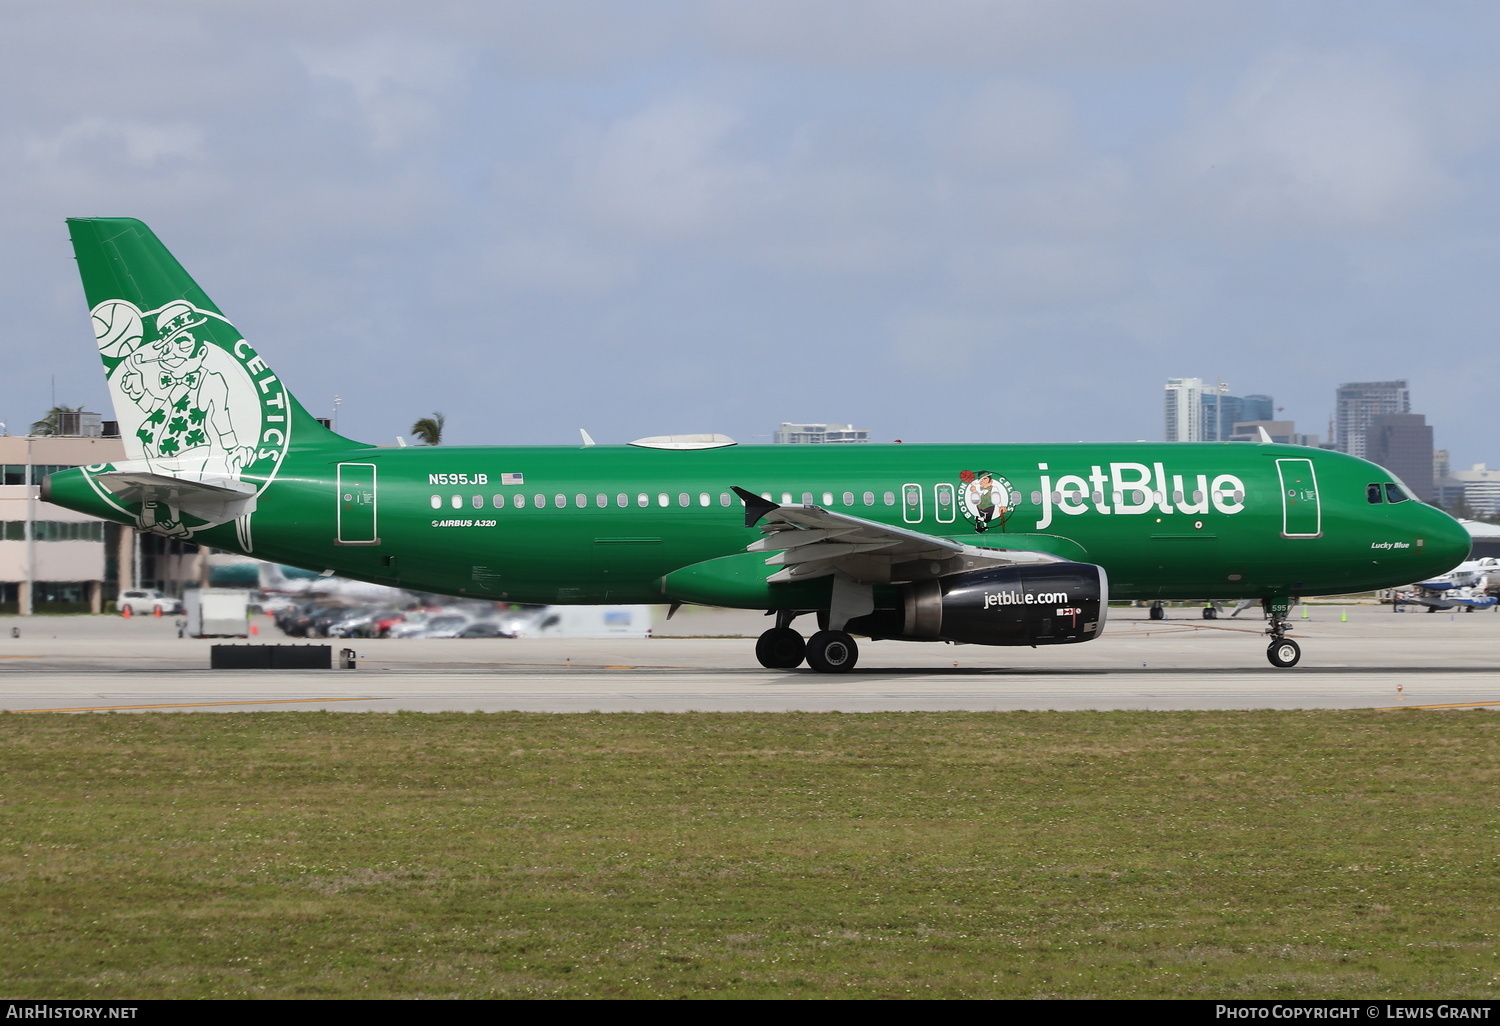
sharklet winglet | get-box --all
[732,486,778,528]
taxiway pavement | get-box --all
[1,604,1497,713]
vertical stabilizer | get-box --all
[67,217,356,465]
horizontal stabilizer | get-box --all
[94,465,258,522]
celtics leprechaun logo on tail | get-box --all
[87,295,291,542]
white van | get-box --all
[117,589,182,615]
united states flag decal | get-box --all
[501,472,524,485]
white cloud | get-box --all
[22,117,204,168]
[573,96,770,238]
[295,32,470,150]
[939,80,1077,171]
[1173,49,1456,229]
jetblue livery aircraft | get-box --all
[44,218,1471,671]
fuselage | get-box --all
[49,439,1471,607]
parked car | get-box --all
[117,589,182,615]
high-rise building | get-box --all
[773,422,869,444]
[1164,378,1205,442]
[1166,379,1274,442]
[1364,413,1435,501]
[1203,392,1274,441]
[1335,380,1410,458]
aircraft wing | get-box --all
[732,486,1063,584]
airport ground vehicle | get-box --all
[47,219,1472,670]
[183,587,248,637]
[116,588,181,616]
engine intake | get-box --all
[848,562,1108,646]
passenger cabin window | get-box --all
[1385,483,1410,504]
[842,491,854,506]
[719,492,731,506]
[618,493,628,507]
[514,494,525,509]
[1367,483,1383,504]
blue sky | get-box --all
[2,0,1498,467]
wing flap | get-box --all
[733,485,1061,584]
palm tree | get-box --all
[410,412,445,446]
[30,405,83,436]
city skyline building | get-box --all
[1164,378,1275,443]
[1335,380,1410,459]
[773,422,870,444]
[1365,412,1435,501]
[1452,464,1500,517]
[1203,392,1273,442]
[1164,377,1206,442]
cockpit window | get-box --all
[1385,482,1410,504]
[1366,483,1384,504]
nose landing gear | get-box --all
[1263,597,1301,667]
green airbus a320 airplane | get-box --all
[43,218,1471,671]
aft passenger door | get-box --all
[336,462,380,545]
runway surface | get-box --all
[3,604,1498,712]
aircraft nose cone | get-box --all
[1426,506,1473,574]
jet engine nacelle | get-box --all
[848,562,1108,646]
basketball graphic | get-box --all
[91,300,144,358]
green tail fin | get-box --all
[66,217,357,464]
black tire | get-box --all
[1202,607,1217,620]
[1149,605,1165,621]
[806,630,859,673]
[755,627,806,669]
[1266,639,1301,668]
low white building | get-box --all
[773,422,870,444]
[1452,464,1500,517]
[0,433,199,614]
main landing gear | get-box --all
[1263,597,1301,668]
[754,612,860,673]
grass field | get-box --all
[2,710,1498,999]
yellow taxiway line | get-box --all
[1376,700,1500,711]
